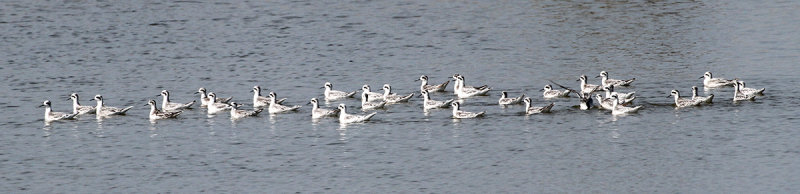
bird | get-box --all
[416,75,450,92]
[146,99,181,120]
[547,80,592,110]
[40,100,78,122]
[323,82,357,101]
[668,89,702,108]
[267,92,301,114]
[451,102,485,119]
[381,84,414,103]
[309,98,339,119]
[453,75,490,98]
[541,84,570,99]
[229,102,262,119]
[206,92,233,114]
[90,95,132,117]
[498,91,524,105]
[338,104,377,123]
[737,80,765,96]
[68,93,95,115]
[578,74,602,94]
[733,81,756,102]
[361,85,384,102]
[361,91,386,111]
[252,86,286,108]
[159,90,195,111]
[597,71,635,87]
[594,94,616,110]
[603,85,635,104]
[690,86,714,104]
[522,97,554,114]
[701,72,736,88]
[195,88,232,107]
[419,90,453,110]
[611,94,642,115]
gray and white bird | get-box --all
[69,93,95,115]
[733,81,756,102]
[229,102,262,119]
[309,98,339,119]
[206,92,233,114]
[252,85,286,108]
[90,95,132,117]
[146,99,181,120]
[690,86,714,104]
[420,90,453,110]
[382,84,414,103]
[522,97,554,115]
[361,85,384,102]
[196,88,232,107]
[40,100,78,122]
[451,102,485,119]
[361,91,386,111]
[498,91,524,105]
[737,81,765,96]
[578,74,602,94]
[159,90,195,111]
[603,85,635,104]
[541,84,570,99]
[323,82,357,101]
[452,75,491,98]
[416,75,450,93]
[338,104,377,124]
[267,92,301,114]
[597,71,635,87]
[668,90,702,108]
[611,94,642,115]
[701,72,736,88]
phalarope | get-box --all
[541,84,570,99]
[603,85,635,104]
[611,94,642,115]
[547,80,592,110]
[361,92,386,110]
[229,102,262,119]
[267,92,301,114]
[196,88,232,107]
[420,90,454,110]
[90,95,132,117]
[206,92,233,114]
[159,90,195,111]
[453,75,491,98]
[252,86,286,107]
[597,71,635,87]
[40,100,78,122]
[701,72,736,88]
[323,82,357,101]
[498,91,524,105]
[69,93,95,115]
[361,85,384,101]
[309,98,339,119]
[594,94,616,110]
[691,86,714,104]
[416,75,450,92]
[451,102,485,119]
[338,104,377,123]
[737,80,765,96]
[522,97,554,114]
[733,81,756,102]
[451,74,489,92]
[146,99,181,120]
[578,75,602,94]
[382,84,414,103]
[668,90,702,108]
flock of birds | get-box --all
[39,71,765,124]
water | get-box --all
[2,0,799,192]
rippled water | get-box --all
[2,0,799,192]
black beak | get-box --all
[320,86,325,89]
[666,95,672,98]
[414,79,420,82]
[576,79,580,81]
[89,98,95,101]
[595,75,601,78]
[193,91,199,94]
[539,89,544,91]
[699,76,704,79]
[38,104,45,107]
[155,94,161,97]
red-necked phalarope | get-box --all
[701,72,736,88]
[451,102,485,119]
[611,94,642,115]
[416,75,450,93]
[382,84,414,103]
[206,92,233,114]
[40,100,78,122]
[668,90,702,108]
[338,104,377,123]
[229,102,262,120]
[603,85,635,104]
[159,90,195,111]
[420,90,453,110]
[733,81,756,102]
[578,75,602,94]
[737,80,765,96]
[361,85,384,102]
[146,99,181,120]
[597,71,635,87]
[522,97,554,114]
[323,82,357,101]
[541,84,570,99]
[90,95,132,117]
[498,91,524,105]
[69,93,95,115]
[267,92,301,114]
[361,92,386,111]
[309,98,339,119]
[452,75,490,98]
[691,86,714,104]
[196,88,232,108]
[252,86,286,108]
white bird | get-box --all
[68,93,95,115]
[361,91,386,110]
[701,72,736,88]
[252,86,286,108]
[668,90,702,108]
[206,92,233,114]
[309,98,339,119]
[522,97,554,114]
[690,86,714,104]
[737,81,765,96]
[323,82,357,101]
[611,94,642,115]
[603,85,635,104]
[451,74,489,94]
[594,94,616,110]
[40,100,78,122]
[419,90,454,110]
[576,92,594,110]
[267,92,301,114]
[597,71,635,87]
[338,104,377,124]
[361,85,384,102]
[451,102,485,119]
[90,95,132,117]
[498,91,524,105]
[159,90,195,111]
[733,81,756,102]
[382,84,414,103]
[146,99,181,120]
[416,75,450,92]
[229,102,262,119]
[196,88,232,107]
[578,75,602,94]
[541,84,570,99]
[453,75,491,98]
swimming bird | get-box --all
[90,95,132,117]
[323,82,357,101]
[252,86,286,108]
[416,75,450,92]
[522,97,554,114]
[419,90,453,110]
[361,85,384,101]
[309,98,339,119]
[360,91,386,110]
[382,84,414,103]
[229,102,262,119]
[267,92,301,114]
[578,75,602,94]
[159,90,195,111]
[541,84,570,99]
[498,91,524,105]
[737,80,765,96]
[611,94,642,115]
[690,86,714,104]
[701,72,736,88]
[597,71,635,87]
[338,104,377,123]
[733,81,756,102]
[548,80,592,110]
[451,102,485,119]
[68,93,95,115]
[594,94,616,110]
[196,88,232,107]
[668,90,702,108]
[40,100,78,122]
[206,92,233,114]
[603,85,635,104]
[146,99,181,120]
[453,75,491,98]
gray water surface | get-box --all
[2,0,799,193]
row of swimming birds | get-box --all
[39,71,765,124]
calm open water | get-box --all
[2,0,799,193]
